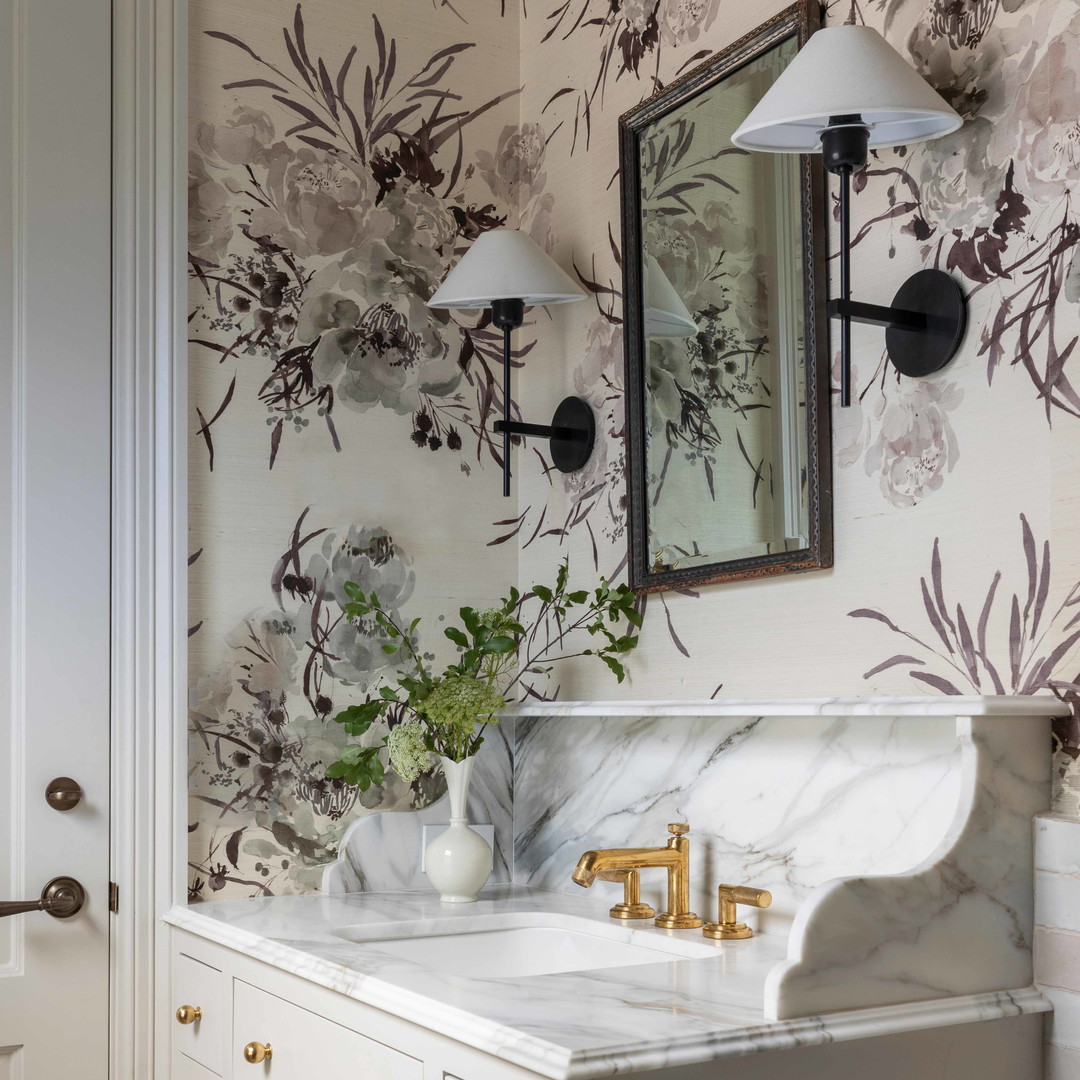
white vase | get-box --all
[424,755,492,903]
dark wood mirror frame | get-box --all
[620,1,832,593]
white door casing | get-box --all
[0,0,112,1075]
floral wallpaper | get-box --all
[190,0,1080,900]
[187,0,521,898]
[513,0,1080,803]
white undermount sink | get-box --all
[333,911,721,979]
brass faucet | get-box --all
[572,823,703,929]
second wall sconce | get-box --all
[429,229,592,496]
[732,25,965,407]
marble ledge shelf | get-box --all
[502,695,1072,719]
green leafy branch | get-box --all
[325,561,642,790]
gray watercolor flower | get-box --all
[864,381,963,508]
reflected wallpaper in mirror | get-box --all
[641,37,806,571]
[621,3,830,592]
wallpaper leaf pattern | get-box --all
[851,514,1080,803]
[190,0,1080,900]
[189,5,521,471]
[189,508,453,898]
[838,2,1080,505]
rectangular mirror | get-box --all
[620,2,831,592]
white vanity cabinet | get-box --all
[169,929,534,1080]
[170,923,1045,1080]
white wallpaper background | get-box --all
[188,0,1080,902]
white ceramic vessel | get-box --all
[424,755,493,903]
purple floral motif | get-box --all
[188,6,521,470]
[188,510,432,899]
[538,0,722,152]
[849,514,1080,806]
[848,5,1080,430]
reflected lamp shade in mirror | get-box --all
[427,229,591,497]
[643,254,698,339]
[731,25,964,409]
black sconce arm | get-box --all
[823,118,966,405]
[494,418,592,444]
[489,298,595,496]
[826,298,926,331]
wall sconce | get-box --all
[731,25,964,407]
[429,229,591,496]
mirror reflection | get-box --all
[640,35,807,574]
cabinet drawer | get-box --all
[234,981,423,1080]
[173,1053,221,1080]
[173,951,225,1075]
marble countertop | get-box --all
[165,886,1048,1079]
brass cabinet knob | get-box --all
[243,1041,273,1064]
[175,1005,202,1025]
[703,883,772,940]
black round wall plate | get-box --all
[885,268,967,379]
[550,396,595,473]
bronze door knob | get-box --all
[45,777,83,812]
[175,1005,202,1025]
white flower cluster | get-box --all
[385,719,430,784]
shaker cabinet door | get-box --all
[173,952,225,1075]
[233,980,424,1080]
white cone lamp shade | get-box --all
[731,25,962,153]
[427,228,593,497]
[643,254,698,339]
[429,229,585,309]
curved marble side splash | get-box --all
[765,712,1054,1020]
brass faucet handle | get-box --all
[597,868,655,920]
[667,823,690,836]
[703,883,773,940]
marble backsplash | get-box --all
[327,702,980,927]
[511,710,962,923]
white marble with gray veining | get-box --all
[508,697,1067,1019]
[767,711,1056,1018]
[513,710,963,923]
[301,696,1068,1041]
[166,885,1050,1080]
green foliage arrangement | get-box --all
[326,562,642,790]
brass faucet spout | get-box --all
[569,825,703,929]
[572,847,675,888]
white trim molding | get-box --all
[111,0,187,1075]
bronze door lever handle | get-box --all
[0,877,86,919]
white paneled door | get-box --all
[0,0,112,1076]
